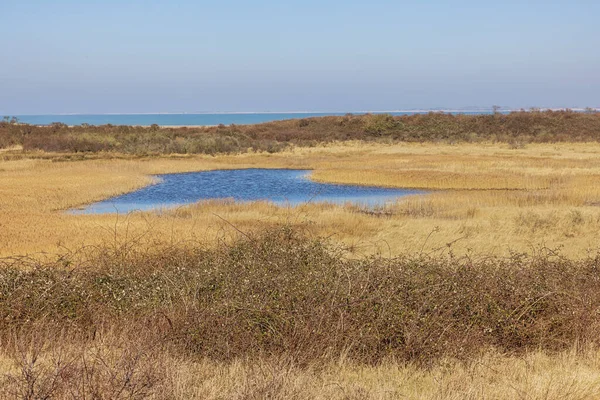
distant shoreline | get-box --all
[7,108,598,128]
[8,108,599,117]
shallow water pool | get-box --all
[72,169,422,214]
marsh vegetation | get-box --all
[2,112,600,398]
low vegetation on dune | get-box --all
[2,110,600,155]
[2,226,600,398]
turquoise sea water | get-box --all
[72,169,423,214]
[14,111,494,126]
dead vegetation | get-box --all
[2,227,600,398]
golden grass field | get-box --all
[3,141,600,398]
[159,349,600,399]
[2,141,600,259]
[3,344,600,399]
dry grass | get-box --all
[3,142,600,258]
[163,350,600,400]
[3,346,600,399]
[3,140,600,397]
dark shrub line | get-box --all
[2,110,600,155]
[1,227,599,364]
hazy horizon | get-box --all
[9,106,600,117]
[2,0,598,115]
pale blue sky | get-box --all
[1,0,598,114]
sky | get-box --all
[1,0,599,114]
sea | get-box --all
[12,111,496,127]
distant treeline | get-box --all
[2,110,600,155]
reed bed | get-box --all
[3,142,600,257]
